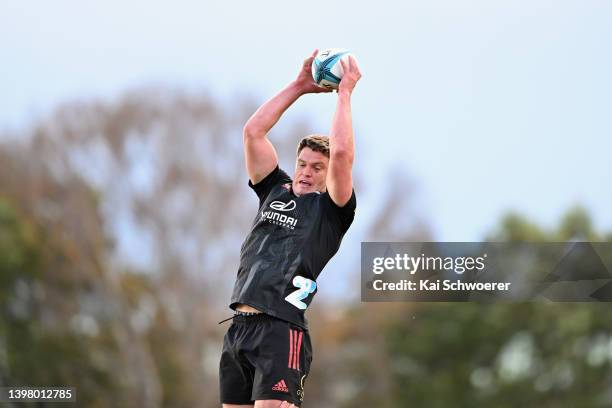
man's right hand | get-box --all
[294,49,333,95]
[338,55,362,96]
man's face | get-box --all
[292,147,329,196]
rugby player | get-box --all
[219,49,361,407]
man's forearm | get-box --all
[244,81,305,138]
[329,90,355,161]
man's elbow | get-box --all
[243,123,265,141]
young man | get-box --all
[219,50,361,408]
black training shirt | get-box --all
[230,166,356,329]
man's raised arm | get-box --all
[244,50,331,184]
[326,56,362,207]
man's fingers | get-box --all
[350,56,362,78]
[349,56,360,73]
[303,50,318,68]
[340,58,347,74]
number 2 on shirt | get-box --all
[285,276,317,310]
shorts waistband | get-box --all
[231,312,275,324]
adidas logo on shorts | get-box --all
[272,379,289,393]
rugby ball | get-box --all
[311,48,355,90]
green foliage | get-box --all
[0,198,118,405]
[376,208,612,408]
[557,206,597,241]
[0,198,41,295]
[488,206,608,243]
[382,303,612,408]
[490,213,547,242]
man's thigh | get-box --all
[219,323,256,406]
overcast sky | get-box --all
[2,0,611,241]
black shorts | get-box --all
[219,313,312,406]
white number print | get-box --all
[285,276,317,310]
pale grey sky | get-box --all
[2,0,611,240]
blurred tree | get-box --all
[0,152,136,406]
[557,205,597,241]
[487,213,547,242]
[369,210,612,408]
[0,87,292,406]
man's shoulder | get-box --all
[317,190,357,232]
[249,166,292,200]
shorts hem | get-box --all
[253,393,302,406]
[220,399,254,405]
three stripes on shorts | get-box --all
[288,329,303,370]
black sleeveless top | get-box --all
[230,166,356,329]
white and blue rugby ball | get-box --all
[311,48,355,90]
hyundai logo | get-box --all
[269,200,296,212]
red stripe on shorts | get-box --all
[288,329,294,368]
[295,331,303,371]
[292,330,298,369]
